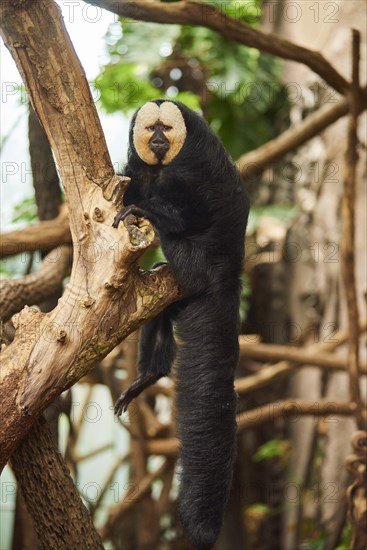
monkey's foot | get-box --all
[114,390,135,416]
[112,205,147,228]
[114,373,159,416]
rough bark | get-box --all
[9,101,70,548]
[10,416,103,549]
[11,491,40,550]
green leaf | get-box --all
[253,439,290,462]
[246,503,270,515]
[11,196,37,224]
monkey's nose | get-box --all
[149,139,169,158]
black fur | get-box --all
[113,100,249,549]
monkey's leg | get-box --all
[115,307,176,416]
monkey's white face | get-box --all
[133,101,187,165]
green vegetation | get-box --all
[95,0,288,158]
[253,439,290,463]
[11,196,37,224]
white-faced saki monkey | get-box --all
[113,100,249,549]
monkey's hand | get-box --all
[112,205,149,228]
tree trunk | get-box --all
[10,416,104,549]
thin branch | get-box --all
[240,342,367,374]
[140,399,358,458]
[139,400,169,438]
[0,206,71,258]
[100,460,170,540]
[90,452,131,519]
[88,0,349,94]
[237,97,350,178]
[76,442,113,462]
[145,438,179,458]
[341,30,366,430]
[236,399,357,432]
[121,334,161,547]
[156,461,175,517]
[0,245,72,322]
[237,323,367,395]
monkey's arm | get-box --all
[114,182,209,234]
[112,196,187,233]
[120,172,144,206]
[115,306,176,416]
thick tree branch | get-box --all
[0,0,180,473]
[88,0,349,94]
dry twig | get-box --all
[341,30,366,430]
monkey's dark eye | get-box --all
[163,125,172,131]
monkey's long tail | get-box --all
[175,292,239,550]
